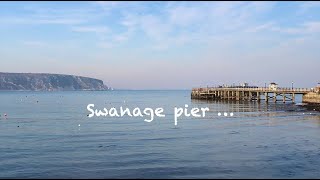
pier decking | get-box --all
[191,86,312,103]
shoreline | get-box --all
[301,103,320,111]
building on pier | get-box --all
[269,82,278,90]
[241,82,249,87]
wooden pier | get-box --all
[191,86,312,103]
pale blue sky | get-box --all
[0,1,320,89]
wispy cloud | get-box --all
[0,16,85,25]
[299,1,320,13]
[1,2,320,88]
[22,40,48,47]
[270,21,320,35]
[0,2,279,50]
[0,3,105,26]
[71,26,110,33]
[245,22,276,33]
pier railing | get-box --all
[192,87,312,94]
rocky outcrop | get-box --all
[0,72,108,91]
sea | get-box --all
[0,90,319,178]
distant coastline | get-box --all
[0,72,109,91]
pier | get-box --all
[191,85,312,103]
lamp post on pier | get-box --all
[292,81,294,90]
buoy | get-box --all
[4,113,7,117]
[78,124,81,127]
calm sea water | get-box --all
[0,90,320,178]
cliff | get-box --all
[0,72,108,91]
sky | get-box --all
[0,1,320,89]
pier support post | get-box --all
[236,91,240,101]
[265,92,269,103]
[242,91,245,100]
[292,93,295,103]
